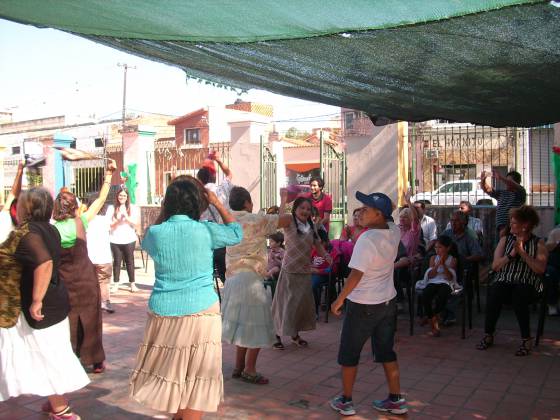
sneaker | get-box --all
[373,397,408,415]
[109,283,119,293]
[129,283,139,293]
[329,395,356,416]
[101,300,115,314]
[48,406,81,420]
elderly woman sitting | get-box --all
[477,205,548,356]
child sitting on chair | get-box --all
[311,229,340,317]
[266,232,285,280]
[416,235,460,337]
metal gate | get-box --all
[151,141,231,204]
[260,135,277,211]
[408,123,555,207]
[320,133,347,230]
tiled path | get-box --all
[1,264,560,420]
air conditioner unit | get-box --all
[424,149,439,159]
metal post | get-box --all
[319,131,324,179]
[411,124,416,194]
[117,63,136,168]
[260,135,264,210]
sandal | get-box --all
[92,362,106,374]
[291,336,308,347]
[232,368,243,378]
[476,334,494,350]
[272,341,285,350]
[240,371,269,385]
[430,316,441,337]
[515,338,532,357]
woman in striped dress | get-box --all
[477,205,548,356]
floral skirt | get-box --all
[129,304,223,413]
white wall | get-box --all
[346,123,399,216]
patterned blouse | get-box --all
[281,221,316,274]
[495,234,542,292]
[226,211,279,278]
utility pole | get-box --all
[117,63,136,168]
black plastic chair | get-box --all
[412,265,472,338]
[323,255,346,323]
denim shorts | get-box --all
[337,298,397,366]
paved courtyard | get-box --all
[1,262,560,420]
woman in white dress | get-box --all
[0,188,90,420]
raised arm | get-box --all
[212,150,232,180]
[207,189,235,224]
[405,189,419,224]
[277,187,292,228]
[493,169,523,192]
[3,161,24,211]
[480,171,493,195]
[83,159,117,222]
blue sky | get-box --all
[0,19,339,131]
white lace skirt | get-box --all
[0,315,90,401]
[221,271,275,348]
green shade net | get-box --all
[2,0,560,126]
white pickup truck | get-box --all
[411,179,496,206]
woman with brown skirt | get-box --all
[52,160,116,373]
[130,176,242,420]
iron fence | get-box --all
[68,145,122,202]
[260,136,277,211]
[320,138,347,223]
[408,123,555,207]
[150,141,231,203]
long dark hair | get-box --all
[436,235,459,260]
[292,197,317,238]
[114,187,131,216]
[160,176,208,222]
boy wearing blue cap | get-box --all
[329,191,407,416]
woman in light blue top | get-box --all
[129,176,242,420]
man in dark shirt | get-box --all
[441,211,484,325]
[481,170,526,238]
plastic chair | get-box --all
[323,255,345,323]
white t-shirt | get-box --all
[200,178,233,223]
[0,211,13,244]
[107,204,139,244]
[347,222,401,305]
[86,214,112,264]
[420,215,438,242]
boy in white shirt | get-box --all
[330,191,407,416]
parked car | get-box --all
[411,179,496,206]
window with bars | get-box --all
[184,128,201,145]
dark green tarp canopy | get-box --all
[2,0,560,126]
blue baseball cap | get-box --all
[355,191,393,220]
